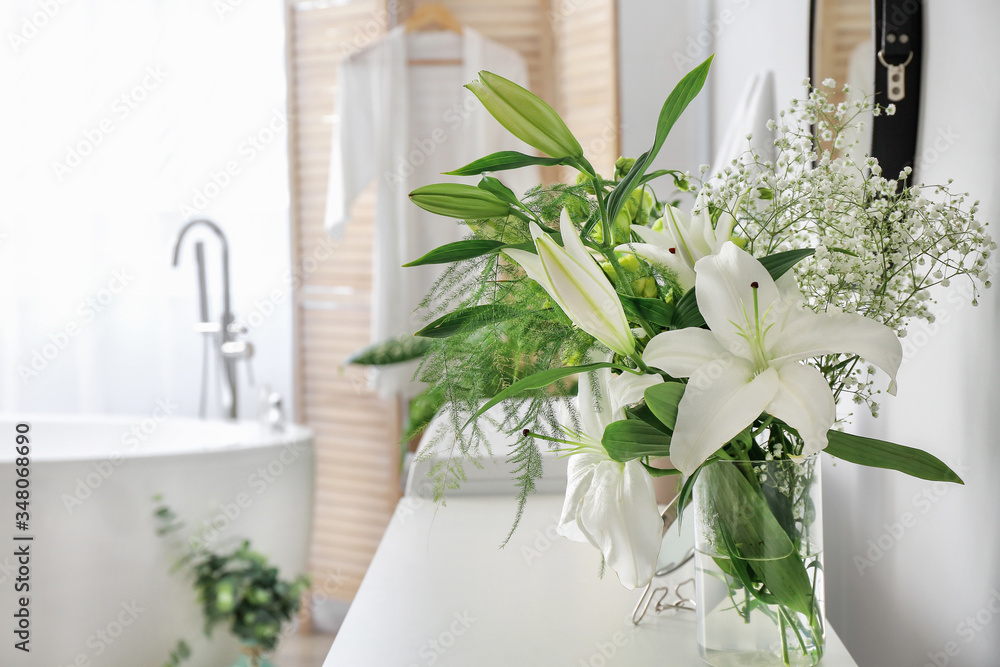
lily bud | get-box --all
[467,71,584,160]
[409,183,512,220]
[504,210,636,357]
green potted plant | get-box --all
[154,500,311,667]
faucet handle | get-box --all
[194,322,221,334]
[221,340,254,359]
[226,322,249,337]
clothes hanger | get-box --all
[404,3,463,67]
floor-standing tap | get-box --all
[172,219,253,419]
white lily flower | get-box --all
[618,192,737,291]
[557,364,664,589]
[643,242,902,475]
[505,210,636,357]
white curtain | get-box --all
[0,0,293,419]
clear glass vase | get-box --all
[693,456,825,666]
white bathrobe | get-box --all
[325,26,538,396]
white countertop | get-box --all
[324,494,858,666]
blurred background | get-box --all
[2,1,999,665]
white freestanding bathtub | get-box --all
[0,415,313,667]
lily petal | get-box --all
[557,450,605,544]
[693,242,782,359]
[670,359,780,475]
[766,361,836,456]
[607,371,664,417]
[574,458,663,589]
[515,216,635,357]
[643,328,730,378]
[769,309,903,394]
[576,364,616,438]
[502,246,548,290]
[619,240,697,291]
[632,223,676,250]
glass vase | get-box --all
[693,456,825,666]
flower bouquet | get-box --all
[386,57,990,665]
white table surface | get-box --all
[324,495,858,666]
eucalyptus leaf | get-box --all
[825,430,964,484]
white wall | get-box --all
[620,1,1000,665]
[0,0,294,422]
[618,0,711,177]
[823,2,1000,665]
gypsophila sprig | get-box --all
[697,81,993,413]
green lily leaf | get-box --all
[620,295,675,328]
[758,248,816,281]
[403,240,507,267]
[415,304,517,339]
[477,176,521,205]
[606,56,713,233]
[602,419,671,462]
[642,462,682,477]
[445,151,571,176]
[670,287,706,329]
[704,462,814,616]
[825,430,964,484]
[623,404,671,435]
[345,335,433,365]
[644,382,686,431]
[463,362,629,429]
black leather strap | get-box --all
[872,0,923,185]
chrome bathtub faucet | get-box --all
[171,218,254,419]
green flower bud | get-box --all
[731,236,749,249]
[409,183,512,220]
[575,170,596,194]
[614,156,636,180]
[466,71,583,159]
[639,189,656,214]
[651,216,664,232]
[613,208,632,243]
[618,253,640,273]
[630,276,658,298]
